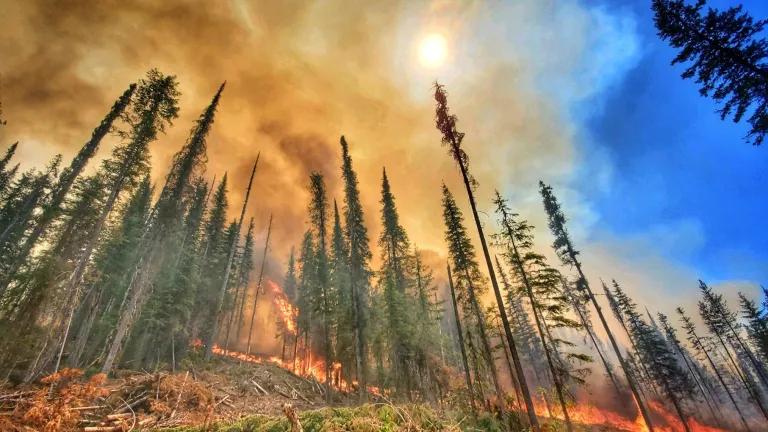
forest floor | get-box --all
[0,354,627,431]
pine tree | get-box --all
[101,80,226,373]
[205,156,257,360]
[0,84,137,291]
[616,287,694,431]
[412,249,444,399]
[739,292,768,363]
[153,179,209,368]
[295,230,315,374]
[560,275,622,395]
[493,191,575,430]
[496,256,548,392]
[308,173,333,393]
[29,69,178,375]
[698,280,768,420]
[284,247,298,302]
[678,307,752,430]
[192,175,229,341]
[330,200,353,383]
[434,83,531,428]
[539,180,654,430]
[441,184,507,417]
[66,177,153,369]
[377,168,416,398]
[2,173,109,376]
[657,312,721,426]
[0,142,19,198]
[609,281,659,398]
[0,156,62,277]
[339,136,372,400]
[447,263,477,414]
[700,281,768,385]
[652,0,768,145]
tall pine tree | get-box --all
[652,0,768,145]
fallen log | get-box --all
[283,379,312,404]
[0,391,35,401]
[115,394,148,413]
[275,387,292,399]
[250,379,269,395]
[106,412,132,420]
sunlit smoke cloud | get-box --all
[0,0,760,359]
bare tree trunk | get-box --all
[292,330,300,372]
[688,325,751,431]
[714,333,768,421]
[664,382,691,432]
[101,245,159,373]
[245,214,272,357]
[206,157,259,360]
[669,334,721,427]
[561,277,623,396]
[497,323,523,412]
[447,264,477,415]
[452,159,534,430]
[497,214,572,431]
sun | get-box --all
[418,33,447,68]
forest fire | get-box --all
[532,398,727,432]
[266,280,298,335]
[211,345,383,396]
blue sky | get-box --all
[575,0,768,285]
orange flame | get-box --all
[532,397,728,432]
[211,344,383,396]
[267,280,298,335]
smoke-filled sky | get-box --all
[0,0,766,322]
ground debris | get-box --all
[0,356,325,431]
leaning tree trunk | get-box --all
[447,264,477,415]
[713,332,768,421]
[448,138,538,430]
[670,336,720,427]
[460,264,508,420]
[561,277,623,396]
[1,84,136,293]
[689,328,751,431]
[499,213,573,431]
[569,251,655,431]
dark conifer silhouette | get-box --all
[652,0,768,145]
[340,137,372,401]
[739,291,768,364]
[0,84,137,293]
[678,307,752,431]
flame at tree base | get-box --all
[533,398,728,432]
[211,343,731,432]
[211,345,383,397]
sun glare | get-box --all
[419,33,447,68]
